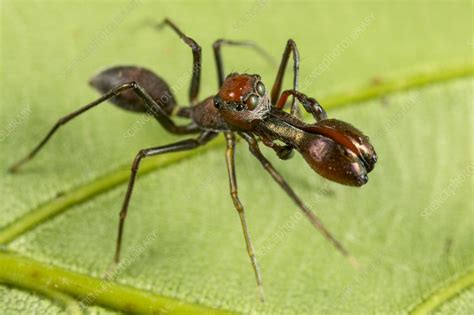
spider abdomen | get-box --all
[89,65,176,115]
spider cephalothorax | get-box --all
[213,73,271,130]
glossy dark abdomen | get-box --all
[89,65,176,115]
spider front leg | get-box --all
[115,131,217,263]
[224,132,264,302]
[239,132,358,267]
[271,39,300,116]
[9,81,198,173]
[259,136,295,160]
[276,89,327,121]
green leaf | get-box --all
[1,1,472,314]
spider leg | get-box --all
[157,18,202,105]
[224,132,264,302]
[9,81,199,173]
[275,89,327,121]
[212,39,275,87]
[114,131,218,263]
[271,39,300,116]
[239,132,358,267]
[260,137,295,161]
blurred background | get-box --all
[0,1,472,314]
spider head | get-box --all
[213,73,270,130]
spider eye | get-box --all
[256,82,266,97]
[213,97,221,109]
[235,103,245,111]
[246,94,259,109]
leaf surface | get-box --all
[1,1,473,314]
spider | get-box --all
[9,19,377,301]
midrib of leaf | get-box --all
[0,251,235,315]
[322,63,474,109]
[409,268,474,315]
[0,63,473,314]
